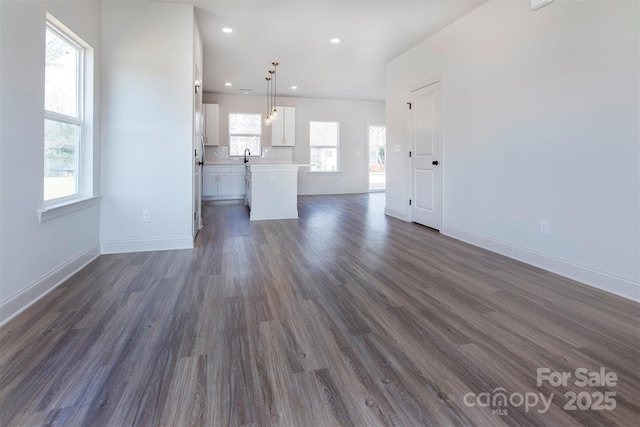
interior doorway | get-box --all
[367,124,386,191]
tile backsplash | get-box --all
[205,146,293,164]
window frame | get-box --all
[43,18,85,204]
[309,121,340,173]
[228,112,262,157]
[40,14,97,223]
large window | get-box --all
[229,113,261,156]
[44,19,86,202]
[310,121,339,172]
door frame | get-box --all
[365,122,386,193]
[408,75,444,229]
[193,65,204,238]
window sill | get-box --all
[38,195,99,223]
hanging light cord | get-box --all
[265,77,271,124]
[272,62,278,117]
[264,61,279,125]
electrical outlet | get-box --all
[142,210,151,223]
[539,219,549,235]
[269,174,276,183]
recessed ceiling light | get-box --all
[225,82,232,87]
[330,38,340,44]
[291,86,298,90]
[222,28,233,34]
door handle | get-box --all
[432,160,439,166]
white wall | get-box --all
[386,0,639,300]
[100,0,195,253]
[0,0,102,324]
[204,93,385,195]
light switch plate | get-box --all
[531,0,552,11]
[393,145,401,153]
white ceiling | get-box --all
[185,1,485,101]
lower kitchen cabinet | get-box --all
[230,172,246,195]
[203,165,246,199]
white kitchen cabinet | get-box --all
[203,165,246,198]
[203,165,229,196]
[204,103,219,146]
[203,173,218,196]
[245,170,252,208]
[271,106,295,146]
[230,165,246,196]
[217,173,230,195]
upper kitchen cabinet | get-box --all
[204,103,219,145]
[271,106,295,146]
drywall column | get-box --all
[100,0,195,253]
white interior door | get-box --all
[410,81,442,229]
[193,67,204,237]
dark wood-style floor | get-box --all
[1,194,638,426]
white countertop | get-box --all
[247,163,308,170]
[204,161,245,165]
[204,161,299,166]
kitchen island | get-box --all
[245,164,306,221]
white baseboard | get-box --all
[0,245,101,327]
[385,207,409,221]
[443,225,640,303]
[250,209,298,221]
[100,236,194,254]
[297,190,367,196]
[202,195,244,201]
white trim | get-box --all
[250,210,298,221]
[203,195,245,201]
[385,207,409,221]
[100,236,194,254]
[442,225,640,303]
[38,195,99,223]
[409,75,443,93]
[0,245,100,327]
[531,0,553,12]
[44,110,82,125]
[297,189,365,196]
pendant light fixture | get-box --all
[264,61,279,126]
[271,62,278,121]
[265,76,272,125]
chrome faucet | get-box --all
[244,148,251,163]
